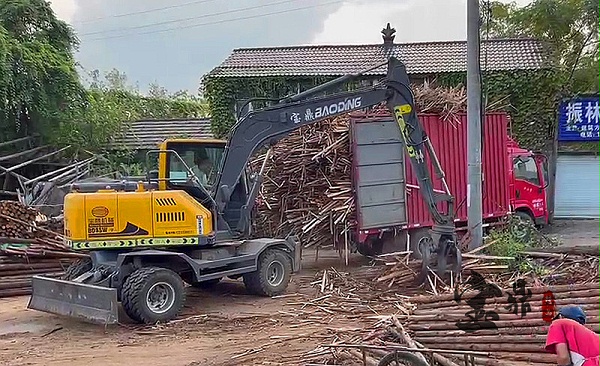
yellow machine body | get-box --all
[63,138,229,250]
[64,189,214,250]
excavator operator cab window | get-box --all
[165,141,225,192]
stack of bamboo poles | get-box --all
[0,254,71,297]
[0,200,83,298]
[251,116,356,250]
[0,200,40,238]
[406,281,599,365]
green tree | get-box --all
[0,0,84,142]
[482,0,598,93]
[148,82,169,98]
[58,68,211,150]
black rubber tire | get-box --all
[512,211,535,241]
[514,211,534,226]
[377,351,430,366]
[61,257,92,280]
[243,248,292,296]
[409,228,432,260]
[357,236,383,257]
[121,267,186,324]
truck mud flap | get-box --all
[27,275,119,325]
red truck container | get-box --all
[349,110,549,256]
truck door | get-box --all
[513,155,547,224]
[535,154,550,222]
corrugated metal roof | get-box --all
[208,38,549,78]
[111,119,214,150]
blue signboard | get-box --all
[558,95,600,142]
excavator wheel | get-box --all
[61,257,92,280]
[121,267,186,324]
[243,248,292,297]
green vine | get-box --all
[203,69,562,151]
[202,75,337,138]
[438,69,560,152]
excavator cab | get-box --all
[149,139,252,235]
[153,138,226,193]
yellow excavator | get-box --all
[28,57,461,325]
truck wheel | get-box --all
[243,248,292,297]
[378,351,430,366]
[511,211,534,241]
[121,267,185,324]
[61,257,92,280]
[409,229,432,260]
[357,236,383,256]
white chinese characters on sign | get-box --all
[290,112,301,124]
[566,102,583,124]
[565,100,599,138]
[584,101,599,124]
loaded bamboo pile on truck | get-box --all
[253,85,550,260]
[27,57,464,325]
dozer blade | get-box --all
[27,275,119,325]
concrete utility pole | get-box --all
[466,0,483,250]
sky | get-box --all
[48,0,532,94]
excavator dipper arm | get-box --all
[214,56,461,278]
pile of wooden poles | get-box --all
[251,115,356,250]
[0,200,41,238]
[0,200,82,298]
[0,252,72,297]
[405,281,599,365]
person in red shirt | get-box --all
[545,305,599,366]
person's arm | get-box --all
[545,321,573,366]
[555,343,572,366]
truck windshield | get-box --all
[513,156,540,186]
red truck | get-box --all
[349,110,550,256]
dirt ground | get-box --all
[541,218,599,247]
[0,219,597,366]
[0,250,375,366]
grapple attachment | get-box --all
[417,229,462,284]
[27,275,119,325]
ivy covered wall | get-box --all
[438,69,560,152]
[202,68,562,152]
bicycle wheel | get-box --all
[377,351,430,366]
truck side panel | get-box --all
[405,113,511,228]
[350,112,511,233]
[351,118,408,230]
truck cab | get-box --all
[507,138,550,226]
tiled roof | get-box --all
[208,38,549,78]
[111,119,214,150]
